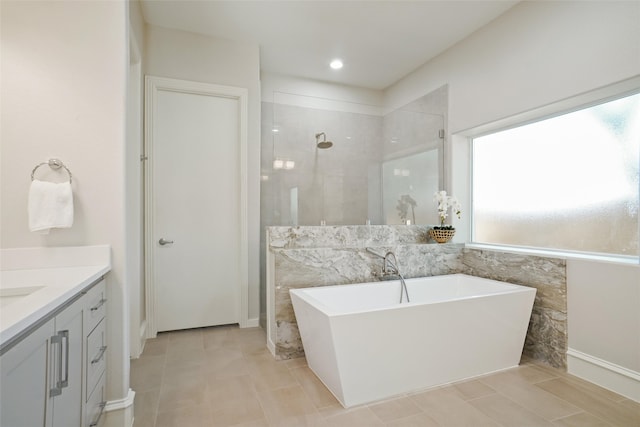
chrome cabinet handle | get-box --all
[89,401,107,427]
[159,238,174,245]
[59,330,69,388]
[49,334,62,397]
[91,346,108,365]
[90,298,107,312]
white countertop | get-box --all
[0,245,111,350]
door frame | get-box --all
[144,75,249,337]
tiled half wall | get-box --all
[267,226,567,369]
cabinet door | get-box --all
[51,298,84,427]
[0,318,55,427]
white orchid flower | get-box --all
[433,190,462,226]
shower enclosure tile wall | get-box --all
[261,101,383,227]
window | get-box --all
[473,92,639,257]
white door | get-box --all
[149,79,244,332]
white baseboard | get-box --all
[138,320,147,355]
[244,317,260,328]
[130,320,148,359]
[267,334,276,357]
[103,388,135,427]
[567,348,640,402]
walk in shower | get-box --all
[260,87,447,228]
[259,87,448,327]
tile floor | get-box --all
[131,326,639,427]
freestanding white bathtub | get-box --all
[290,274,536,407]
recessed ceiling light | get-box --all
[330,59,343,70]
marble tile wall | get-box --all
[459,249,567,369]
[267,226,567,370]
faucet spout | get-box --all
[383,251,399,276]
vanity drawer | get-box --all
[85,373,105,427]
[85,318,106,399]
[84,279,106,333]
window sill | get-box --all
[465,243,639,266]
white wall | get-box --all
[0,0,131,417]
[261,71,384,114]
[384,0,640,400]
[145,25,261,321]
[385,1,639,131]
[567,260,640,401]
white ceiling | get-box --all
[140,0,519,90]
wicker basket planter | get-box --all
[429,228,455,243]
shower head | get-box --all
[315,132,333,149]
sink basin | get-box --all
[0,286,45,308]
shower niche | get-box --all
[260,85,447,228]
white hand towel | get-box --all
[28,179,74,234]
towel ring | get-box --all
[31,159,73,183]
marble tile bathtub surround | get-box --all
[460,249,567,369]
[268,224,435,249]
[268,226,567,369]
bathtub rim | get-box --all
[289,273,536,317]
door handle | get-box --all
[159,238,174,245]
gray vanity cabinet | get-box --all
[0,278,106,427]
[51,297,84,427]
[0,296,83,427]
[0,318,55,427]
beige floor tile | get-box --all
[166,329,204,350]
[384,412,441,427]
[130,355,165,392]
[451,379,496,400]
[131,416,155,427]
[283,356,308,369]
[323,407,385,427]
[162,353,207,381]
[552,411,613,427]
[290,366,340,409]
[133,388,160,426]
[516,363,562,383]
[257,384,320,424]
[316,402,352,419]
[206,374,257,410]
[157,374,209,411]
[468,393,555,426]
[210,395,267,427]
[153,332,171,342]
[479,370,582,421]
[236,332,269,356]
[367,396,423,423]
[619,398,640,411]
[140,338,169,357]
[165,345,207,363]
[536,377,640,426]
[202,347,249,379]
[562,373,632,403]
[268,412,329,427]
[247,354,298,391]
[231,418,271,427]
[130,326,635,427]
[410,386,501,426]
[202,327,237,350]
[155,403,213,427]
